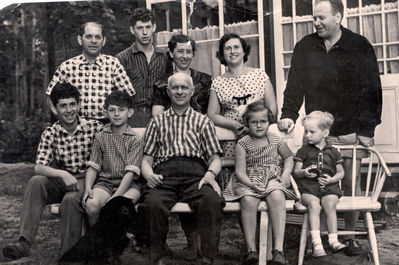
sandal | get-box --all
[330,241,346,253]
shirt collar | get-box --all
[57,116,88,135]
[130,42,163,55]
[308,142,333,151]
[102,123,136,135]
[315,25,352,51]
[165,106,193,117]
[77,54,104,67]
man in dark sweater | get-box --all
[278,0,382,256]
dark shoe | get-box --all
[272,249,288,265]
[163,243,173,257]
[245,249,258,265]
[2,241,30,260]
[202,256,213,265]
[183,245,198,261]
[343,239,364,256]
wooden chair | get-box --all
[291,145,392,265]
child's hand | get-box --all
[252,185,267,194]
[146,173,163,188]
[304,165,317,178]
[318,174,332,187]
[82,189,93,209]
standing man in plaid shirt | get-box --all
[2,83,103,260]
[46,21,135,124]
[116,7,168,127]
[141,73,225,265]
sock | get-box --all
[328,233,338,245]
[310,230,322,248]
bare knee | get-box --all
[266,190,285,207]
[321,196,338,212]
[85,198,102,217]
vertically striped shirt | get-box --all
[87,124,144,184]
[36,117,103,175]
[144,107,223,167]
[116,43,168,108]
[46,54,135,120]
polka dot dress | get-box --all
[211,68,270,159]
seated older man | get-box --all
[141,72,225,265]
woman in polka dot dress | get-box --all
[207,33,278,189]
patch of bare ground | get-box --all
[1,164,398,264]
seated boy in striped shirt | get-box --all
[82,90,144,227]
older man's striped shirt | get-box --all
[144,107,222,167]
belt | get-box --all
[134,106,151,113]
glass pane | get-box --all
[374,45,383,59]
[386,44,399,58]
[190,40,220,76]
[362,14,382,43]
[378,62,384,74]
[282,24,294,51]
[284,68,290,81]
[188,0,220,41]
[347,17,360,34]
[296,0,312,16]
[385,12,398,42]
[152,1,182,47]
[223,0,260,69]
[384,0,398,10]
[387,61,399,74]
[283,53,293,67]
[282,0,293,17]
[296,21,313,42]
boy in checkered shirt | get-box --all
[82,90,144,227]
[2,83,103,260]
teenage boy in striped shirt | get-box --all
[2,83,103,260]
[116,7,168,127]
[141,72,225,265]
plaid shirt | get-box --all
[144,107,222,167]
[36,117,103,175]
[46,54,135,120]
[87,124,143,184]
[116,43,168,108]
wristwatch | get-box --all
[207,169,218,177]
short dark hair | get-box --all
[79,21,105,37]
[168,34,196,55]
[130,7,155,26]
[315,0,344,18]
[216,33,251,66]
[50,83,80,106]
[243,100,271,126]
[104,90,132,109]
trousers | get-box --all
[19,175,85,255]
[143,158,225,262]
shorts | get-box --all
[299,179,342,199]
[326,133,370,159]
[94,178,142,196]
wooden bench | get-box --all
[49,124,295,264]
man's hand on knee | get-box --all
[198,174,221,197]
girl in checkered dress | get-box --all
[223,101,296,265]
